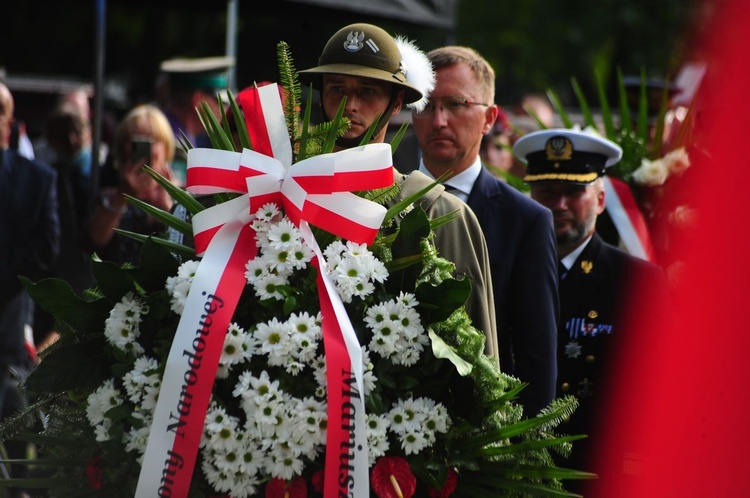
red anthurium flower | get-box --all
[86,456,104,490]
[265,476,308,498]
[311,470,325,492]
[371,456,417,498]
[427,467,458,498]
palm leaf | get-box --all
[616,67,632,134]
[635,67,650,142]
[112,229,195,257]
[142,165,204,215]
[227,89,252,151]
[389,121,410,152]
[122,193,191,236]
[595,68,616,138]
[570,77,596,128]
[546,88,574,128]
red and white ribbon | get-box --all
[135,83,391,497]
[603,176,657,263]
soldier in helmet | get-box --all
[299,23,499,360]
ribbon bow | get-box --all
[186,142,394,254]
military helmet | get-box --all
[299,23,425,106]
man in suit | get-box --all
[410,46,558,415]
[1,82,60,498]
[514,128,670,484]
[297,24,499,359]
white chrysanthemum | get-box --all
[288,240,314,270]
[362,347,377,396]
[85,379,121,425]
[165,260,200,315]
[267,218,302,249]
[253,273,288,301]
[244,256,270,284]
[311,355,328,394]
[254,318,292,365]
[365,412,390,464]
[255,202,280,222]
[124,423,151,458]
[103,292,147,354]
[122,356,159,404]
[221,323,254,370]
[267,446,304,480]
[201,458,236,495]
[398,430,429,455]
[323,240,347,267]
[396,291,419,309]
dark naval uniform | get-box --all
[513,128,672,490]
[556,233,669,447]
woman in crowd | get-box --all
[87,104,177,264]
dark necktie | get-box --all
[558,261,568,281]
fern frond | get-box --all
[276,41,302,143]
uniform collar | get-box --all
[560,234,594,271]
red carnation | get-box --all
[265,476,308,498]
[427,467,458,498]
[371,456,417,498]
[85,456,104,490]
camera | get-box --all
[130,136,153,163]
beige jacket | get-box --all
[394,170,499,362]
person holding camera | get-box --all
[87,104,177,265]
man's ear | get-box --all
[391,89,405,117]
[596,183,607,215]
[483,105,499,135]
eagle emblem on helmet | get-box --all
[344,31,365,52]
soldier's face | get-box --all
[321,74,400,145]
[531,181,605,251]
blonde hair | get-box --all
[427,46,496,104]
[114,104,176,166]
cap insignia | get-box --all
[344,31,365,52]
[581,260,593,274]
[546,136,573,168]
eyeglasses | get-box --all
[412,96,489,118]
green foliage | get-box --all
[546,69,674,182]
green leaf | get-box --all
[595,69,616,138]
[124,193,193,237]
[24,338,109,393]
[389,121,410,152]
[135,237,182,291]
[20,277,110,338]
[112,229,195,258]
[415,277,471,323]
[297,83,314,162]
[386,206,431,294]
[546,89,574,128]
[570,77,595,128]
[142,165,205,216]
[91,258,136,301]
[430,329,473,376]
[616,67,632,134]
[228,89,252,151]
[635,68,649,142]
[323,97,348,153]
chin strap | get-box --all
[333,92,400,149]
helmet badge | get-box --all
[344,31,366,52]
